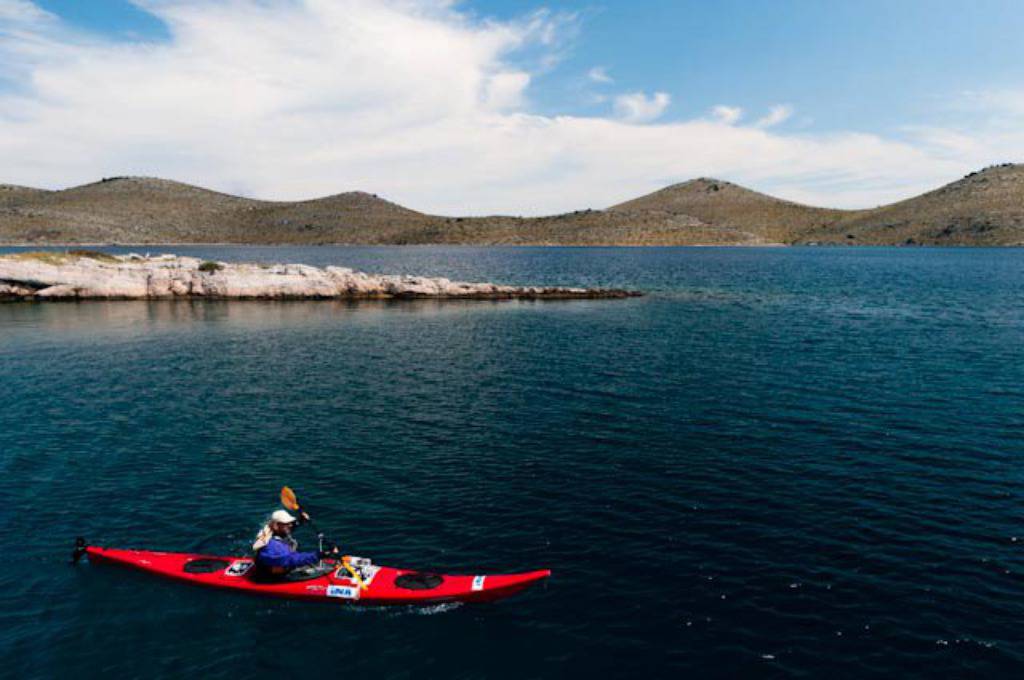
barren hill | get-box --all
[1,165,1022,246]
[0,177,260,243]
[239,190,435,244]
[0,175,773,245]
[611,178,849,243]
[0,177,431,244]
[801,163,1024,245]
[0,184,51,208]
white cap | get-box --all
[271,509,297,524]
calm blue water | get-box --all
[1,246,1023,678]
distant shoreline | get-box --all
[3,164,1022,246]
[0,241,791,248]
[4,242,1022,249]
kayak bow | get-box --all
[81,545,550,605]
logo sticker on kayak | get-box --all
[472,575,486,591]
[225,561,253,577]
[326,585,360,600]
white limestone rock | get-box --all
[0,253,637,300]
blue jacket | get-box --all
[255,537,319,570]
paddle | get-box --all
[281,485,326,539]
[280,486,310,524]
[280,486,367,589]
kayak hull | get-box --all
[85,546,550,605]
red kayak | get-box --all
[81,545,550,605]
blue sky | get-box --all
[4,1,1024,213]
[34,0,168,37]
[488,0,1024,127]
[33,0,1024,132]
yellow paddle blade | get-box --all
[280,486,300,511]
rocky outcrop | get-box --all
[0,252,640,300]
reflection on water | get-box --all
[1,297,615,342]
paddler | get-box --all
[251,509,339,578]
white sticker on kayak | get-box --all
[326,585,360,600]
[471,575,486,591]
[225,561,253,577]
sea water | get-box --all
[1,246,1022,677]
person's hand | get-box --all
[299,511,311,525]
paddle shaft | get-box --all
[280,488,365,589]
[280,487,343,561]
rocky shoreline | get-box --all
[0,252,640,301]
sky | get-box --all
[2,0,1023,214]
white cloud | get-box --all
[613,91,671,123]
[0,0,1019,214]
[711,105,743,125]
[587,66,612,84]
[483,71,531,110]
[0,0,52,23]
[754,104,793,128]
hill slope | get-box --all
[0,184,52,208]
[802,163,1024,245]
[1,165,1022,245]
[0,177,261,243]
[0,177,435,244]
[611,178,849,243]
[0,175,771,245]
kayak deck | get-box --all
[85,546,550,605]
